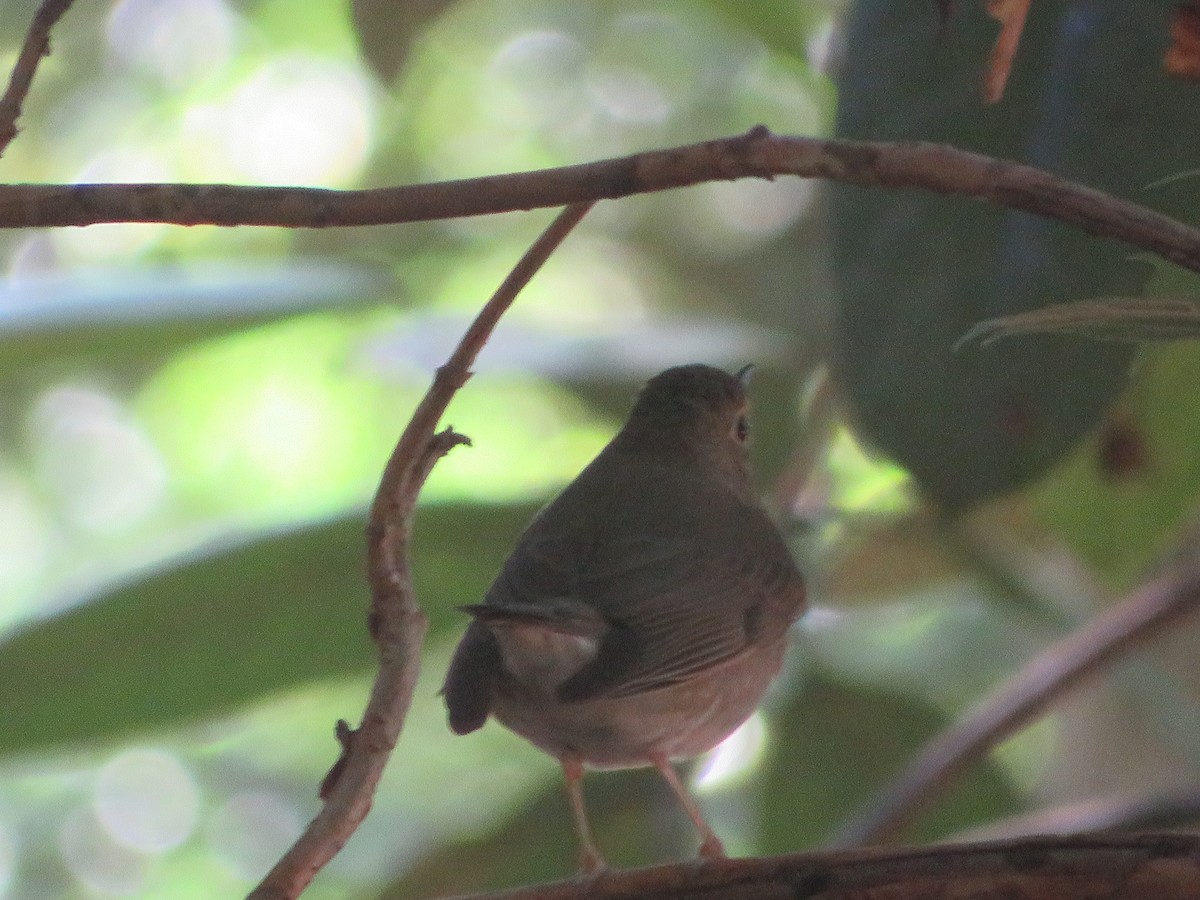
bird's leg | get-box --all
[561,753,606,874]
[651,754,726,860]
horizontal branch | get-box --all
[468,833,1200,900]
[1,127,1199,276]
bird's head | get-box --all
[619,364,755,486]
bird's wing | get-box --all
[490,511,802,703]
[479,455,805,702]
[562,524,803,700]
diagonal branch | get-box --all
[246,202,594,900]
[829,551,1200,848]
[0,128,1196,277]
[0,0,77,158]
[952,787,1200,841]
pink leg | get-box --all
[561,754,606,874]
[652,754,726,859]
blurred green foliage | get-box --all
[1,1,1199,899]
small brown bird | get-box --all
[442,364,805,872]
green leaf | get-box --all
[0,502,538,759]
[831,0,1200,508]
[1031,342,1200,586]
[759,672,1022,850]
[381,765,689,896]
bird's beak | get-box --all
[735,364,755,387]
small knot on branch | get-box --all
[434,363,473,391]
[412,427,471,489]
[742,123,773,143]
[318,719,357,800]
[431,426,472,455]
[727,124,776,181]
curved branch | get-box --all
[830,553,1200,848]
[0,128,1196,275]
[461,833,1199,900]
[0,0,77,157]
[246,203,594,900]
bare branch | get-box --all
[246,203,594,900]
[830,554,1200,848]
[454,833,1200,900]
[0,0,77,158]
[0,129,1196,277]
[954,788,1200,842]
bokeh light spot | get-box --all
[825,426,912,514]
[29,385,168,535]
[224,57,374,186]
[694,713,767,793]
[0,819,17,898]
[485,31,587,128]
[107,0,238,86]
[587,12,694,125]
[675,178,815,256]
[137,315,388,518]
[207,791,302,882]
[59,806,146,897]
[93,747,200,853]
[586,67,670,124]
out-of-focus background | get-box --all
[1,0,1199,897]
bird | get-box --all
[442,363,806,872]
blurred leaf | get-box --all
[382,767,681,896]
[808,580,1047,712]
[1031,342,1200,586]
[352,0,457,82]
[1020,263,1200,585]
[758,672,1022,850]
[703,0,835,60]
[0,262,393,380]
[832,0,1200,509]
[0,502,537,759]
[823,511,968,602]
[960,297,1200,346]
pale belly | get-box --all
[490,635,789,769]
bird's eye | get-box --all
[735,415,749,442]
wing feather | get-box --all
[478,450,805,702]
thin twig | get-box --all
[0,0,76,157]
[451,833,1200,900]
[246,202,594,900]
[829,553,1200,848]
[0,128,1196,277]
[982,0,1031,103]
